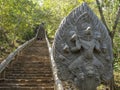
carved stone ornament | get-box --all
[52,3,113,90]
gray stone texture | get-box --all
[36,23,45,40]
[52,3,113,90]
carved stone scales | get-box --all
[52,3,113,90]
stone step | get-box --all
[22,40,47,46]
[31,45,48,48]
[17,55,49,59]
[9,66,51,70]
[12,58,50,64]
[6,67,51,71]
[11,61,51,65]
[30,40,48,47]
[0,40,54,89]
[5,74,53,79]
[5,70,51,74]
[15,55,50,62]
[10,61,51,65]
[10,66,51,69]
[5,73,52,76]
[21,47,49,56]
[0,83,54,88]
[7,64,51,67]
[25,42,48,47]
[0,78,54,81]
[5,76,52,80]
[5,71,52,75]
[5,70,52,74]
[0,86,54,90]
[5,69,52,74]
[10,64,51,68]
[0,79,54,85]
[1,77,53,81]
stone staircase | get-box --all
[0,40,54,90]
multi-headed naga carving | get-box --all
[53,3,113,90]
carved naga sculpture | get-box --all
[52,3,113,90]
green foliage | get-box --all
[40,0,86,37]
[38,0,98,38]
[100,0,120,71]
[101,0,120,31]
[0,0,44,58]
[114,32,120,72]
[0,0,41,46]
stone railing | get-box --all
[0,37,36,73]
[0,23,64,89]
[45,34,64,90]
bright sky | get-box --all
[38,0,43,6]
[32,0,43,6]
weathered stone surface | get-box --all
[36,23,45,40]
[52,3,113,90]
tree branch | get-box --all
[111,5,120,39]
[95,0,110,34]
[0,27,10,44]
